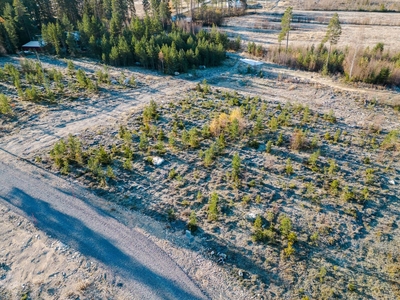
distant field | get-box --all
[222,10,400,50]
[273,0,400,11]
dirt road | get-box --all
[0,149,207,300]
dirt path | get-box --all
[0,150,207,300]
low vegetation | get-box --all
[41,82,400,298]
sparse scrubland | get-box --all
[1,0,400,299]
[38,81,400,298]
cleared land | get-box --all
[223,10,400,50]
[1,4,400,299]
[1,49,400,298]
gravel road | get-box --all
[0,150,207,300]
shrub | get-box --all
[139,132,149,151]
[283,242,295,257]
[188,211,198,232]
[365,168,375,185]
[123,158,133,170]
[20,86,41,102]
[95,68,110,84]
[285,158,293,175]
[208,192,219,221]
[308,149,320,170]
[0,94,12,115]
[330,179,340,195]
[210,112,229,136]
[188,127,199,148]
[269,117,278,132]
[276,132,284,146]
[290,129,307,151]
[266,140,272,153]
[67,60,75,76]
[341,186,355,201]
[76,69,89,87]
[231,152,241,182]
[168,168,177,180]
[323,109,337,123]
[381,130,399,150]
[95,146,111,165]
[279,215,292,237]
[143,99,158,123]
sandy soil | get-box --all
[0,202,131,300]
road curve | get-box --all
[0,152,207,300]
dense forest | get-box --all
[0,0,241,73]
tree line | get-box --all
[0,0,237,74]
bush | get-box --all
[208,192,219,221]
[290,129,307,151]
[0,94,12,115]
[188,211,198,232]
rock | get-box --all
[199,65,206,69]
[111,79,118,85]
[238,270,243,277]
[152,156,164,166]
[389,179,395,185]
[123,78,130,85]
[174,72,180,76]
[246,212,257,221]
[185,230,192,239]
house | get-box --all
[21,40,47,52]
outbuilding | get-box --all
[21,41,47,52]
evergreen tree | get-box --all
[118,35,132,65]
[3,3,19,52]
[53,0,79,24]
[42,22,63,55]
[109,45,119,65]
[66,32,77,55]
[278,7,292,53]
[13,0,32,42]
[322,13,342,70]
[101,34,111,62]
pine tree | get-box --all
[109,45,119,65]
[278,7,292,53]
[3,4,19,52]
[322,13,342,70]
[118,36,132,66]
[66,32,77,55]
[13,0,32,43]
[232,152,241,182]
[42,22,63,55]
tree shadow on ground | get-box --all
[0,187,206,300]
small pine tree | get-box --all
[208,192,218,221]
[232,152,241,182]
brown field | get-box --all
[223,9,400,50]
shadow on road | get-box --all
[0,187,205,300]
